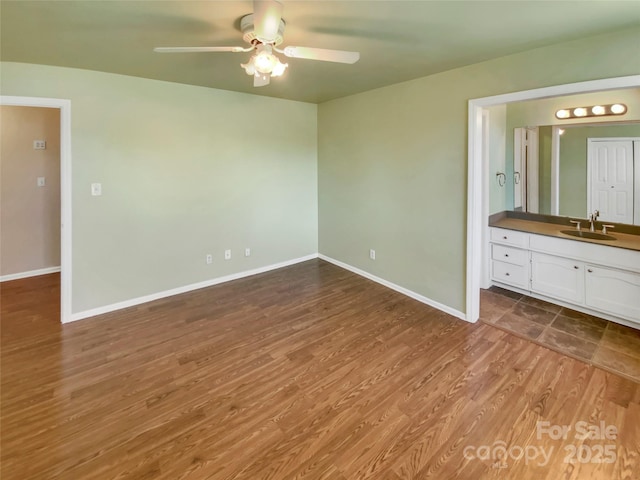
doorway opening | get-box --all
[0,96,72,323]
[466,75,640,323]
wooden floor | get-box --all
[481,286,640,382]
[1,260,639,480]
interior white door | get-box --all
[588,140,634,224]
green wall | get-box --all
[0,63,318,314]
[488,105,507,215]
[2,26,639,319]
[560,124,640,218]
[318,27,640,315]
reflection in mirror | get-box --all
[513,126,539,213]
[553,123,640,225]
[488,87,640,227]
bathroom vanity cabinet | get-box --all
[490,226,640,327]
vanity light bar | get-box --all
[555,103,627,120]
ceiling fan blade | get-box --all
[154,46,247,53]
[282,46,360,64]
[254,73,270,87]
[253,0,283,43]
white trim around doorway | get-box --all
[466,75,640,323]
[1,96,72,324]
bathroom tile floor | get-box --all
[480,286,640,382]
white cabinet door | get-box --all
[585,265,640,322]
[531,252,585,304]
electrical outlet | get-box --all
[245,248,251,257]
[224,249,231,260]
[37,177,46,187]
[369,249,376,260]
[206,254,213,264]
[91,183,102,196]
[33,140,46,150]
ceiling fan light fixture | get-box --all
[241,43,287,79]
[240,59,256,76]
[254,53,277,73]
[155,1,360,88]
[271,59,288,77]
[253,44,278,73]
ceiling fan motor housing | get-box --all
[240,14,286,45]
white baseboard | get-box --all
[68,253,469,324]
[68,254,319,323]
[318,254,469,322]
[0,266,61,282]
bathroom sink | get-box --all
[560,230,616,241]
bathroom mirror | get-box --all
[489,87,640,226]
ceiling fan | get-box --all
[154,0,360,87]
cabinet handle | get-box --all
[587,269,593,273]
[503,236,508,240]
[505,272,510,276]
[574,266,579,269]
[504,254,509,257]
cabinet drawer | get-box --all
[492,244,528,266]
[586,265,640,322]
[529,233,640,274]
[492,260,529,289]
[490,228,528,248]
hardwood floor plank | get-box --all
[2,260,638,479]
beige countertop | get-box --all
[490,217,640,252]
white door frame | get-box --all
[480,110,491,289]
[635,141,640,226]
[587,137,639,222]
[526,127,539,214]
[550,126,562,215]
[1,96,72,324]
[513,127,525,210]
[466,74,640,323]
[513,126,540,213]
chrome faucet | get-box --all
[589,210,599,232]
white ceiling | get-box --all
[1,1,639,103]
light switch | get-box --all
[91,183,102,196]
[33,140,46,150]
[37,177,46,187]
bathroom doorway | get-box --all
[0,96,72,323]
